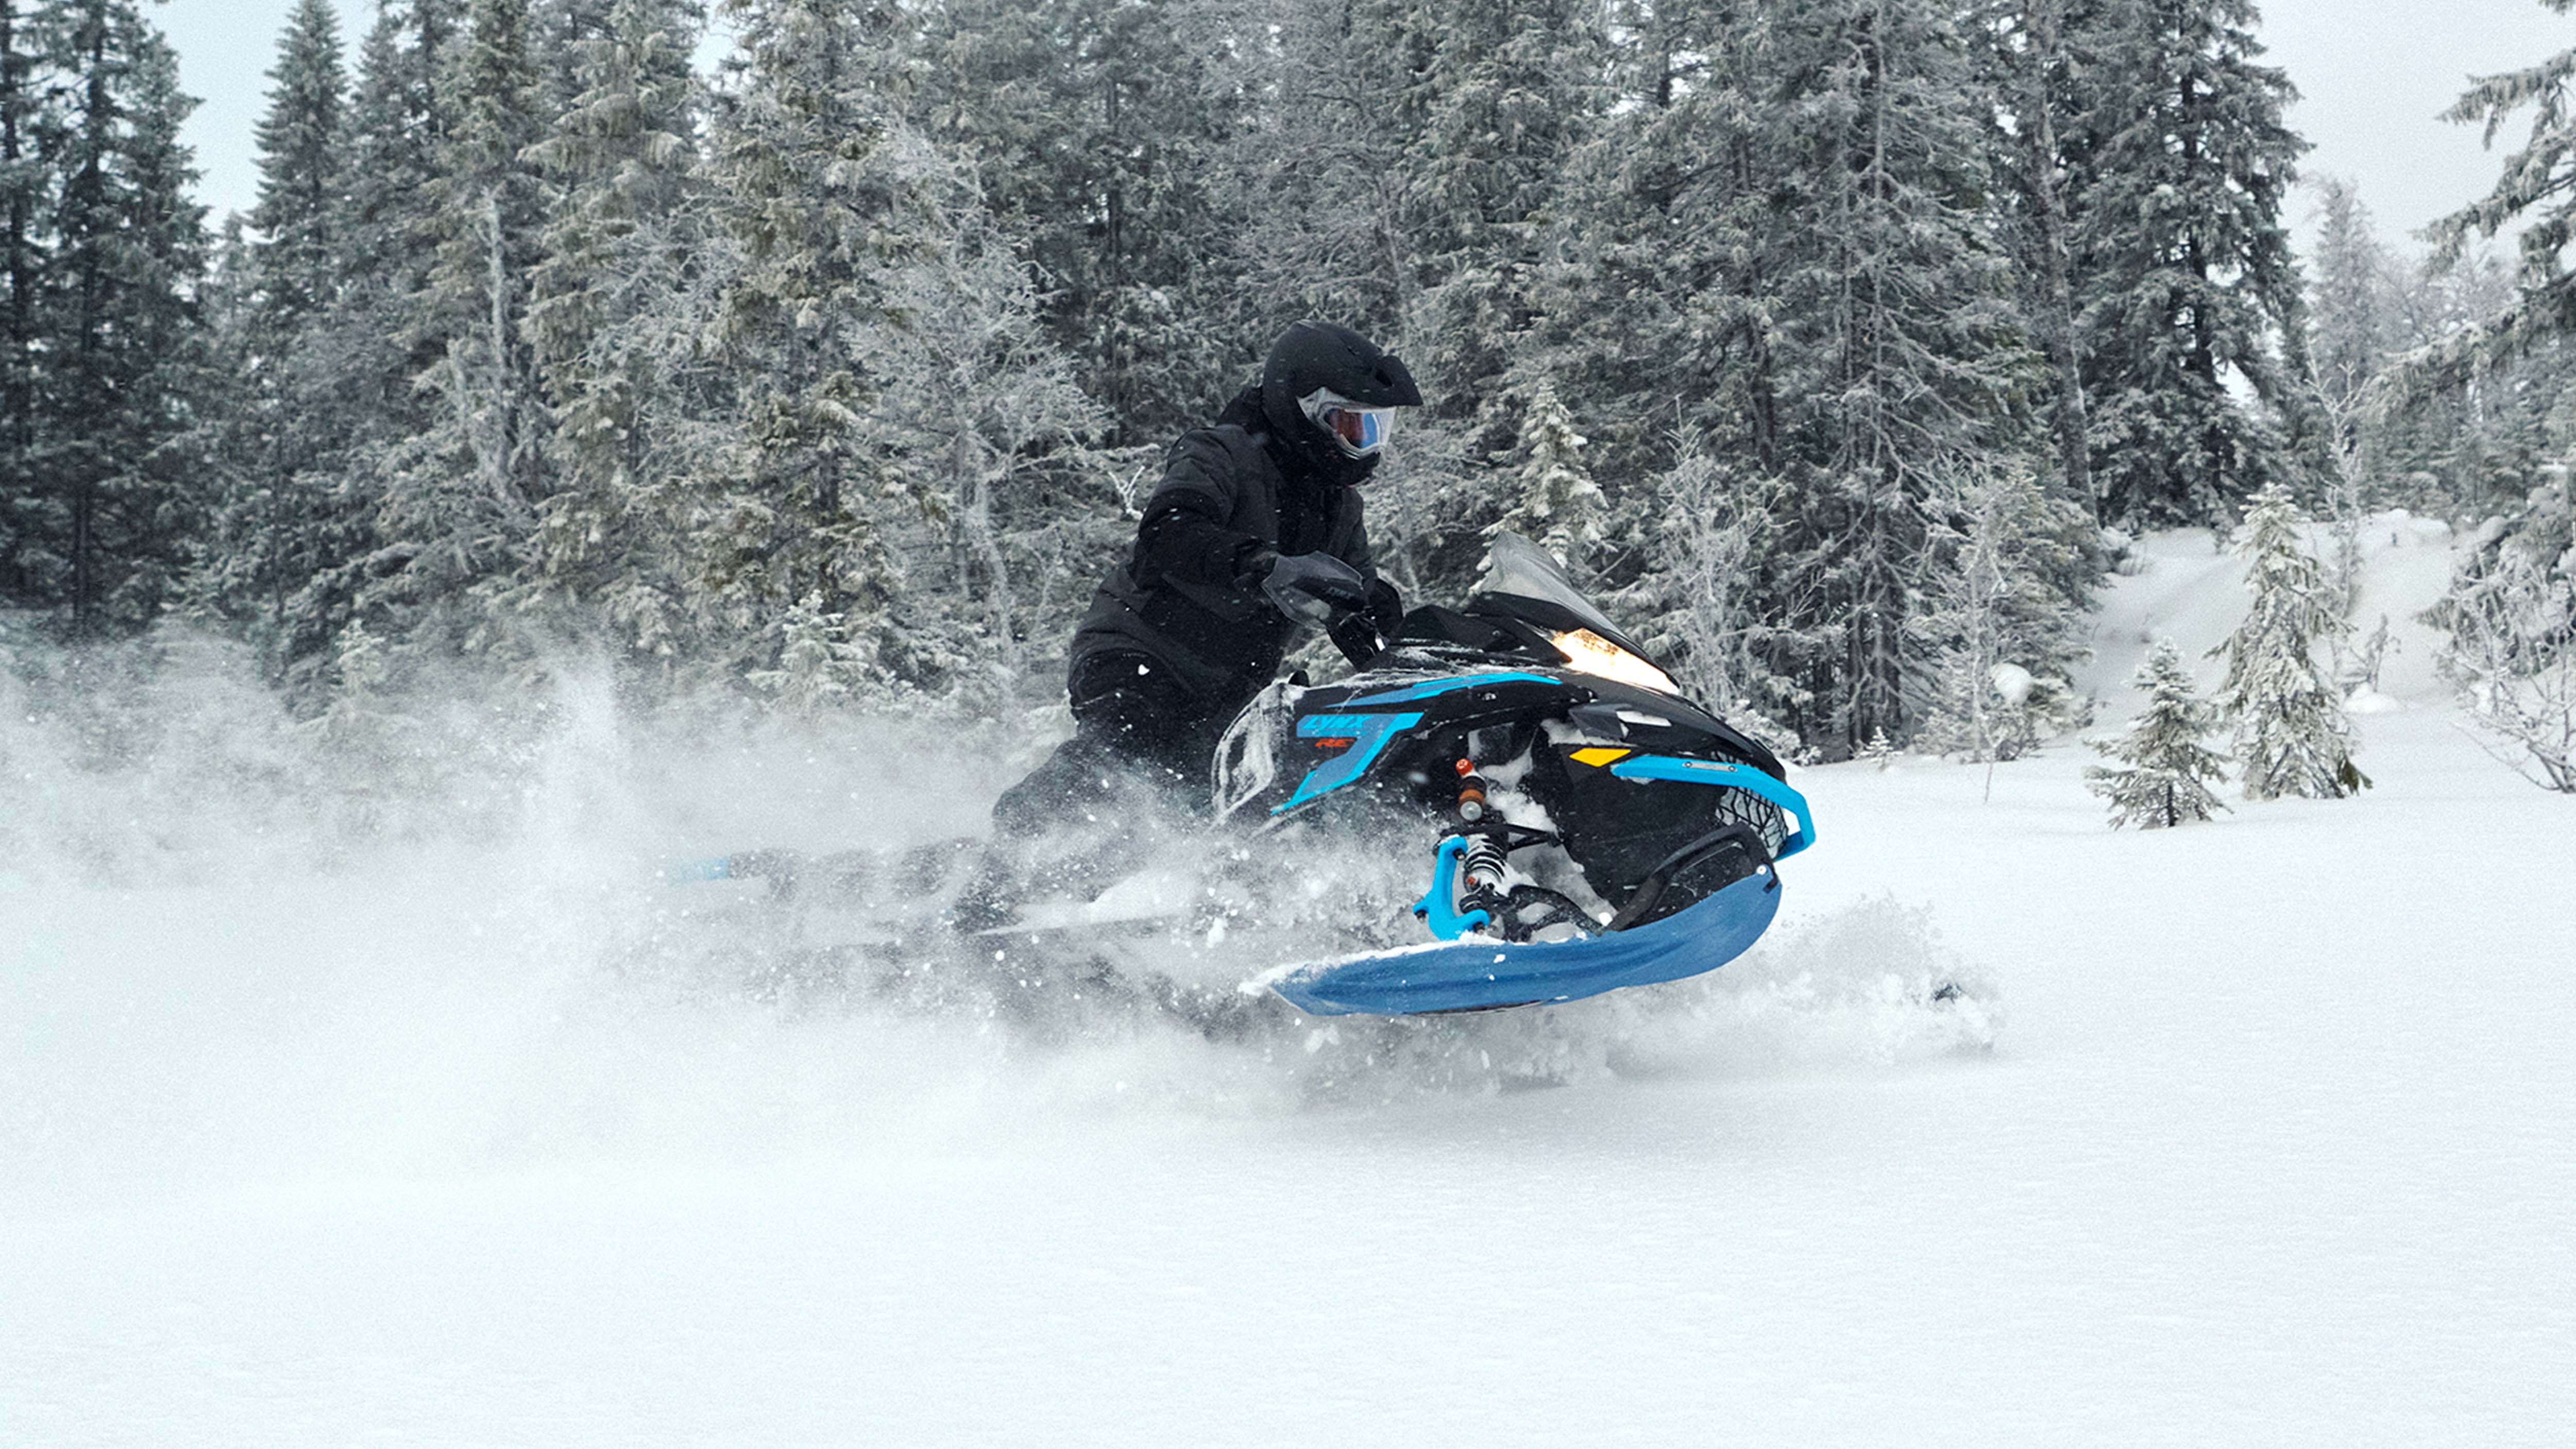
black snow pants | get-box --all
[989,650,1244,834]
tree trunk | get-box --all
[1,0,31,448]
[2020,0,2091,507]
[1730,132,1779,472]
[67,8,111,637]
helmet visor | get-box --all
[1300,389,1399,458]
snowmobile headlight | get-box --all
[1551,629,1680,696]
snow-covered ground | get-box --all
[5,520,2570,1446]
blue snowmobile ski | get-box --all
[1265,857,1785,1016]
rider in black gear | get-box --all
[991,320,1423,832]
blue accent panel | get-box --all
[1409,837,1491,940]
[1344,672,1562,708]
[1272,710,1425,815]
[1268,673,1566,816]
[1607,756,1817,859]
[1272,867,1783,1017]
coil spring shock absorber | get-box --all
[1459,831,1510,919]
[1447,756,1510,923]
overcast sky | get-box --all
[160,0,2573,257]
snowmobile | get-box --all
[677,535,1814,1022]
[1212,533,1812,1015]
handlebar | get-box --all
[1260,551,1383,667]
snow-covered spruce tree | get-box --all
[837,131,1117,711]
[911,0,1249,446]
[1398,0,1604,464]
[2059,0,2318,527]
[248,0,344,330]
[1221,0,1423,349]
[19,0,209,637]
[516,0,713,667]
[2211,481,2367,799]
[2386,11,2576,523]
[1910,465,2096,762]
[234,1,458,698]
[1,0,52,608]
[2426,5,2576,378]
[1980,0,2092,507]
[189,0,353,663]
[2378,248,2575,520]
[1484,381,1603,578]
[2435,473,2576,792]
[2086,638,2229,827]
[2306,175,2399,501]
[693,0,903,698]
[742,589,864,714]
[391,0,555,627]
[339,0,459,307]
[260,0,472,692]
[1910,483,2010,763]
[352,0,572,674]
[2298,181,2402,629]
[524,0,701,384]
[1511,0,1779,489]
[328,0,464,440]
[1760,0,2047,753]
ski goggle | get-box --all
[1299,389,1398,458]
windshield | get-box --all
[1470,533,1625,640]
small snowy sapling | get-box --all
[1859,727,1896,770]
[2087,640,2230,828]
[2212,483,2369,799]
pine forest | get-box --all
[1,0,2572,764]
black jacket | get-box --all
[1070,387,1393,707]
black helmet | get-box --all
[1259,321,1422,485]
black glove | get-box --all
[1363,577,1404,638]
[1326,610,1386,669]
[1320,577,1404,668]
[1255,551,1371,624]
